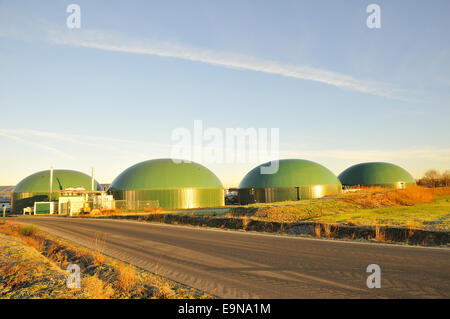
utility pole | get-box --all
[91,167,95,209]
[91,167,94,194]
[2,205,5,223]
[49,166,54,202]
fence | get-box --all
[57,199,160,215]
[113,200,160,212]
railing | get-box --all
[58,199,160,215]
[113,200,160,212]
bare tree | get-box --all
[424,169,441,188]
[443,170,450,187]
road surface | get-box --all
[15,216,450,298]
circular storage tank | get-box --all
[108,159,224,209]
[338,162,416,189]
[12,169,102,214]
[238,159,342,204]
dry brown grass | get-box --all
[323,224,332,238]
[314,224,321,237]
[375,225,386,242]
[431,186,450,196]
[344,186,442,208]
[89,208,125,216]
[0,223,45,253]
[93,253,105,266]
[0,231,77,299]
[89,209,101,216]
[47,242,59,258]
[0,221,202,299]
[83,274,115,299]
[88,233,106,266]
[2,263,29,290]
[242,217,252,230]
[154,286,176,299]
[87,207,163,216]
[22,235,45,253]
[115,263,138,294]
[404,219,423,241]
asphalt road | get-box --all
[15,216,450,298]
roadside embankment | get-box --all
[0,222,209,299]
[92,213,448,246]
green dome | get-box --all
[239,159,341,189]
[109,159,223,190]
[238,159,341,204]
[12,169,102,214]
[13,169,102,193]
[108,159,224,209]
[338,162,416,188]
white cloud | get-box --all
[43,28,415,101]
[4,128,448,164]
[1,128,448,183]
[0,129,171,159]
[0,8,417,102]
[0,130,76,160]
[1,129,167,148]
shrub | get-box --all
[18,224,39,237]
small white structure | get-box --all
[97,194,115,210]
[33,202,55,215]
[58,196,85,216]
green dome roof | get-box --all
[13,169,102,193]
[239,159,341,189]
[338,162,415,186]
[109,159,223,190]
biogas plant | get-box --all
[11,169,104,215]
[237,159,342,204]
[10,159,416,215]
[108,159,225,209]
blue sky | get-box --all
[0,0,449,187]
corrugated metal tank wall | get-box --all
[110,188,224,209]
[108,159,225,209]
[238,184,342,204]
